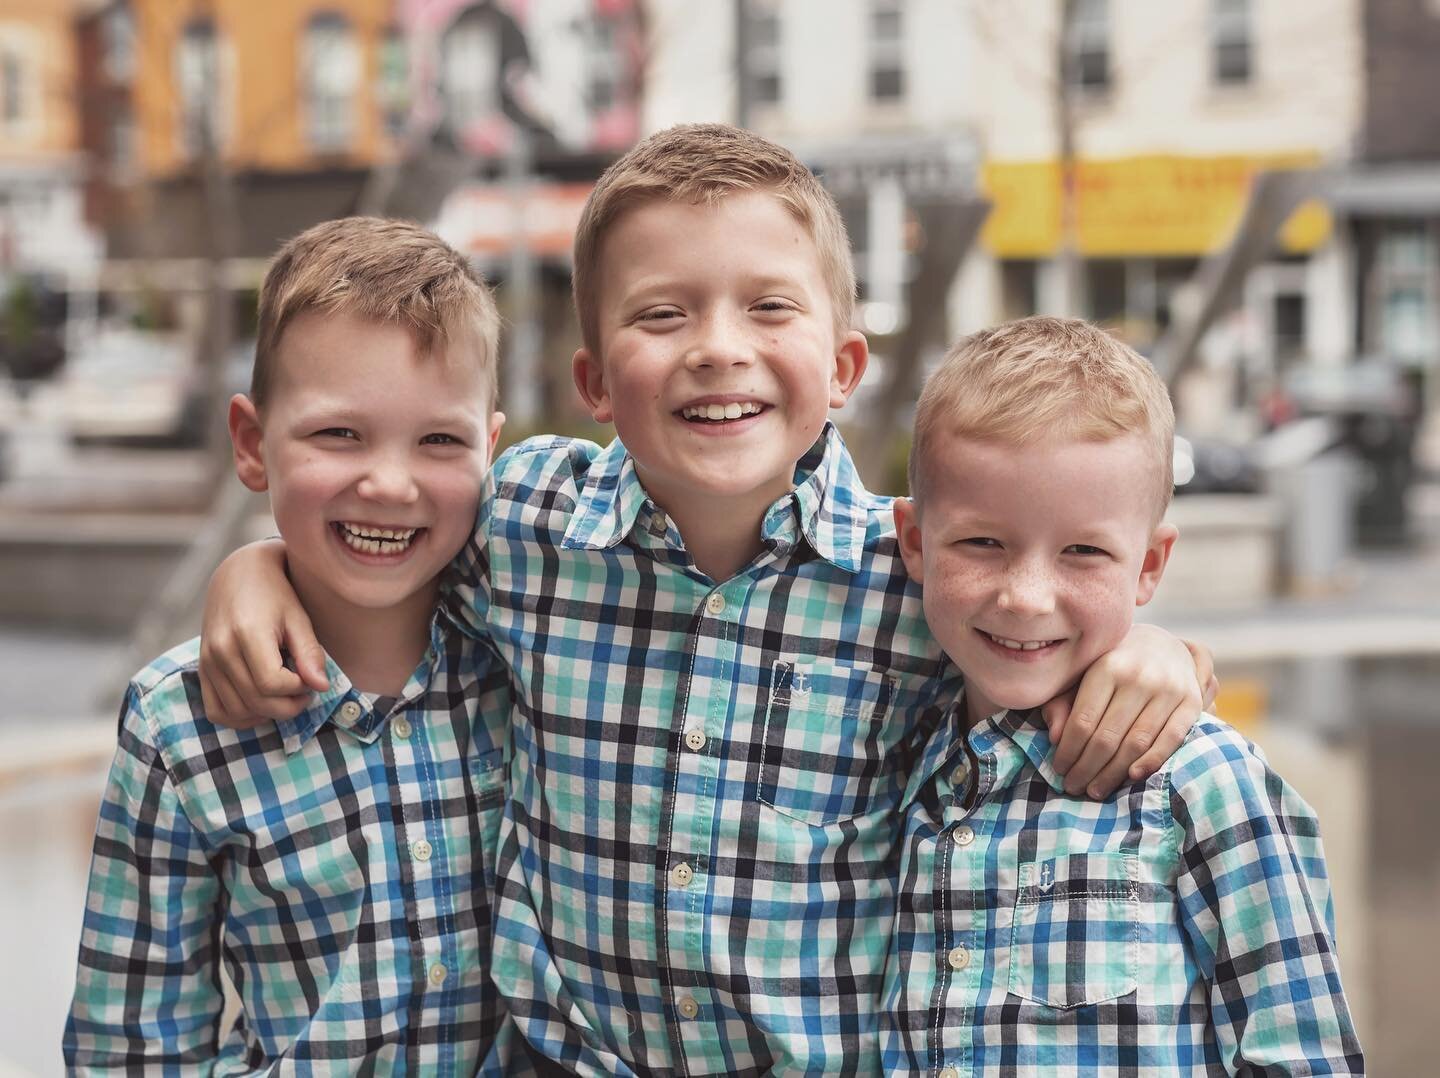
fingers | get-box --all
[1127,700,1198,783]
[1050,672,1115,777]
[1184,639,1220,710]
[283,610,330,693]
[234,629,313,721]
[1039,690,1076,744]
[1079,693,1173,798]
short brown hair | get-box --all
[909,316,1176,518]
[572,123,855,354]
[252,216,499,408]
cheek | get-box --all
[1063,570,1134,633]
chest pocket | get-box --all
[470,747,505,888]
[757,659,901,827]
[1008,852,1139,1009]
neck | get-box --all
[292,576,437,697]
[665,497,768,581]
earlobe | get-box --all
[829,331,870,408]
[893,497,925,584]
[227,394,269,492]
[1135,522,1179,606]
[572,348,613,423]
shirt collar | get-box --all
[272,616,446,755]
[972,706,1068,794]
[562,424,871,573]
[563,436,648,551]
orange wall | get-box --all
[133,0,398,175]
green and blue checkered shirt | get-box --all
[452,426,957,1075]
[881,702,1364,1075]
[65,614,522,1074]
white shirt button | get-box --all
[669,862,694,888]
[411,838,433,862]
[677,996,700,1019]
[428,962,448,986]
[940,1068,960,1078]
[947,945,970,970]
[339,700,362,722]
[952,825,975,847]
[684,728,707,751]
[950,760,970,787]
[704,592,726,615]
[651,511,669,536]
[392,717,412,739]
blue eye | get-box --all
[421,433,463,446]
[1064,544,1107,556]
[961,537,1001,549]
[316,427,358,440]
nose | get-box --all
[684,309,754,372]
[996,560,1056,618]
[356,450,420,505]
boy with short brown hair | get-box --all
[65,217,518,1072]
[198,128,1215,1075]
[887,316,1362,1074]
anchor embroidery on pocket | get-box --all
[1039,861,1055,892]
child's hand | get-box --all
[198,539,328,728]
[1041,624,1209,799]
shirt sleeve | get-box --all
[443,470,495,641]
[64,686,230,1069]
[1168,728,1365,1075]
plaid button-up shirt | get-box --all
[65,614,523,1075]
[451,426,956,1076]
[881,703,1364,1076]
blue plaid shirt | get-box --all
[881,702,1364,1076]
[65,615,525,1074]
[451,426,957,1076]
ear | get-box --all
[828,330,869,409]
[1134,522,1179,607]
[892,497,925,585]
[228,394,269,492]
[572,347,613,423]
[485,410,506,461]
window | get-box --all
[0,49,21,131]
[440,8,500,134]
[586,15,621,113]
[103,4,136,82]
[175,18,224,156]
[377,26,409,137]
[1211,0,1252,85]
[868,0,904,102]
[303,13,359,152]
[1065,0,1110,92]
[742,1,781,108]
[1373,222,1437,363]
[109,100,136,178]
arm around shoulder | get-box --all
[1168,721,1364,1074]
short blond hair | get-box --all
[909,316,1175,517]
[572,123,855,354]
[253,216,499,408]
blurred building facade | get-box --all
[0,0,98,294]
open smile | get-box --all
[976,628,1066,660]
[677,399,768,424]
[333,521,424,558]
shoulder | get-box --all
[124,637,262,767]
[1163,714,1321,842]
[493,434,607,492]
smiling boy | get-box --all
[197,127,1216,1075]
[65,218,519,1072]
[885,317,1363,1074]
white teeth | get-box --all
[681,401,763,421]
[338,523,418,555]
[988,633,1055,651]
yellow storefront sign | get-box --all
[982,153,1332,258]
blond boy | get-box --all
[197,129,1214,1075]
[886,317,1362,1074]
[65,218,519,1072]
